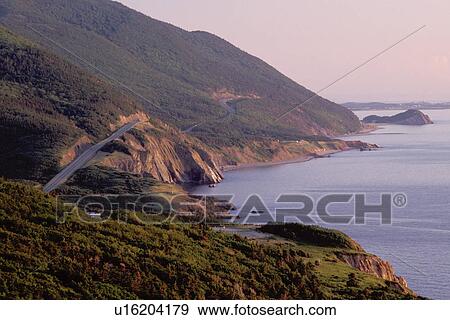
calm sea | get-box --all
[192,109,450,299]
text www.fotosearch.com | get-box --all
[198,304,336,316]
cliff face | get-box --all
[92,121,223,185]
[90,121,376,185]
[215,139,378,167]
[363,109,433,125]
[256,223,415,298]
[337,253,409,292]
[59,136,92,167]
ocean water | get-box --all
[192,109,450,299]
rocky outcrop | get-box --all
[337,252,409,292]
[215,139,378,168]
[109,112,149,131]
[363,109,433,125]
[92,122,223,185]
[60,136,92,167]
[344,140,379,150]
[210,88,260,101]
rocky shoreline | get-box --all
[218,124,380,173]
[221,139,379,173]
[216,224,416,298]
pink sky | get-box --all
[117,0,450,103]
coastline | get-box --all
[194,124,419,298]
[338,123,380,137]
[222,124,380,173]
[222,149,342,172]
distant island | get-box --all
[363,109,433,125]
[344,101,450,111]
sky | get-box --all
[117,0,450,103]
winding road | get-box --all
[46,99,236,192]
[182,98,236,133]
[43,120,140,193]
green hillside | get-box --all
[0,26,223,185]
[0,0,361,146]
[0,180,415,299]
[0,26,141,181]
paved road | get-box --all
[43,120,140,193]
[182,98,235,133]
[218,98,237,119]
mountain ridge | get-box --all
[0,0,361,147]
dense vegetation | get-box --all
[362,109,433,125]
[0,26,222,186]
[0,180,323,299]
[261,223,364,252]
[0,180,416,299]
[0,26,140,181]
[57,165,159,195]
[0,0,361,147]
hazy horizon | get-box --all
[117,0,450,103]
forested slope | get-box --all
[0,0,361,147]
[0,27,222,184]
[0,180,415,299]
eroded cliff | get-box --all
[337,252,410,292]
[90,120,223,184]
[259,223,412,296]
[215,139,378,168]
